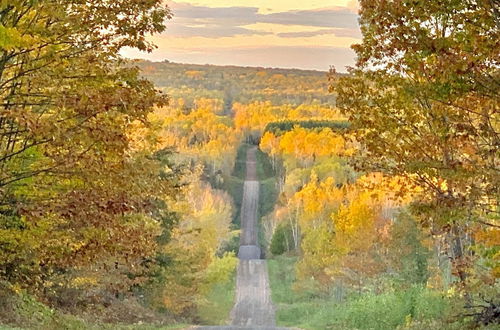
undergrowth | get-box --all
[267,256,475,330]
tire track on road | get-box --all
[196,147,285,330]
[231,147,276,327]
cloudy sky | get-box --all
[122,0,361,71]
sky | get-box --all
[122,0,361,72]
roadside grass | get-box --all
[255,146,278,255]
[222,175,244,228]
[257,146,278,219]
[259,178,278,218]
[0,285,190,330]
[223,143,277,233]
[268,256,459,330]
[221,143,251,228]
[255,147,275,181]
[197,274,237,325]
[103,324,190,329]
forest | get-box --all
[0,0,498,330]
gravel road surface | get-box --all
[195,147,286,330]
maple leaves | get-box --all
[0,0,180,310]
[333,0,499,227]
[330,0,499,322]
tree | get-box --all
[386,211,430,286]
[153,98,241,177]
[332,0,499,322]
[0,0,178,309]
[160,169,236,316]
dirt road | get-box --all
[196,147,284,330]
[232,147,276,327]
[239,180,259,248]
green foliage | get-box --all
[264,120,351,136]
[260,178,278,219]
[333,0,499,324]
[0,284,186,329]
[0,25,23,50]
[268,256,319,304]
[0,0,183,325]
[268,257,452,330]
[219,143,250,228]
[0,283,88,329]
[270,224,294,256]
[197,254,237,325]
[203,253,238,288]
[255,147,276,180]
[222,176,244,227]
[197,278,236,325]
[389,211,430,286]
[256,144,279,221]
[232,144,250,180]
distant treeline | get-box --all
[264,120,351,135]
[135,60,338,106]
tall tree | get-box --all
[0,0,178,308]
[0,0,170,193]
[332,0,499,321]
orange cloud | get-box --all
[122,1,361,70]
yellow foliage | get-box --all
[279,126,345,162]
[70,276,99,288]
[153,99,241,175]
[161,171,236,315]
[290,171,411,288]
[333,194,377,253]
[185,70,205,79]
[291,173,343,229]
[234,102,344,136]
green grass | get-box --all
[259,178,278,218]
[222,175,244,227]
[223,143,277,229]
[232,142,275,182]
[88,323,191,330]
[256,144,278,219]
[258,177,278,256]
[255,146,278,255]
[197,275,236,325]
[221,143,252,228]
[255,147,275,181]
[268,256,454,330]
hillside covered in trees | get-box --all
[135,60,337,107]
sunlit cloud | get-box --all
[278,28,361,39]
[121,1,361,71]
[171,0,358,14]
[165,24,272,38]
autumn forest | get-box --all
[0,1,498,330]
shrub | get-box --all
[270,224,294,256]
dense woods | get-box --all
[332,0,499,325]
[0,0,498,329]
[0,0,192,325]
[135,60,337,107]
